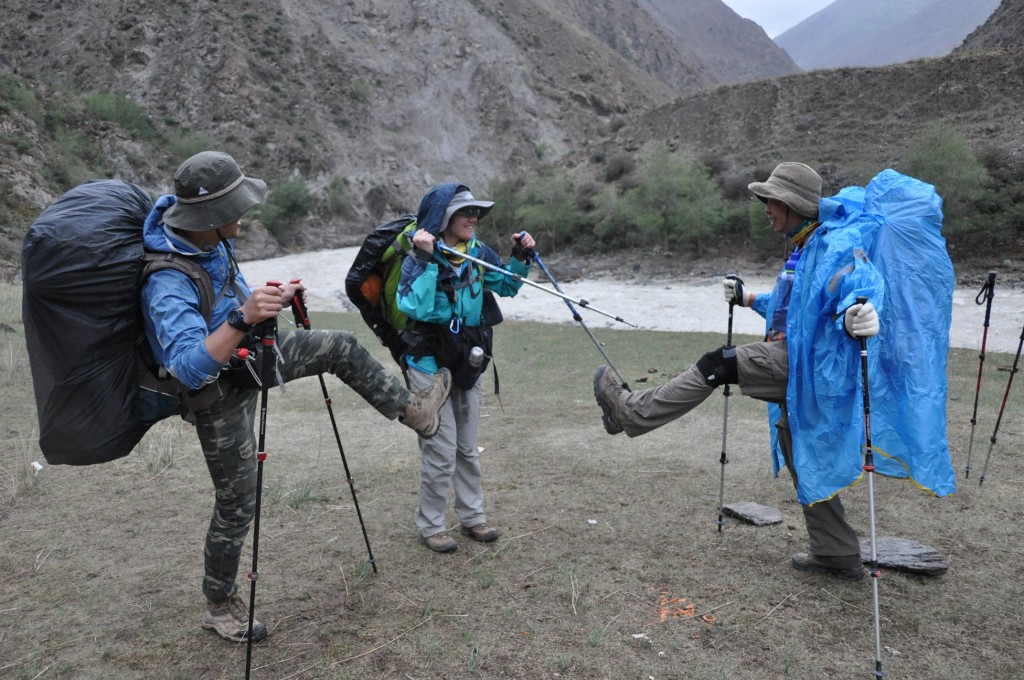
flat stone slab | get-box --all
[722,501,784,526]
[860,536,948,577]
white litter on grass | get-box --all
[587,518,598,525]
[31,461,43,473]
[477,446,485,453]
[632,633,651,641]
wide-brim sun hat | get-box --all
[747,162,821,219]
[162,151,267,231]
[442,189,495,230]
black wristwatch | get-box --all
[227,308,254,332]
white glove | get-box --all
[722,277,754,307]
[844,301,879,338]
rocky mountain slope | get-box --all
[956,0,1024,50]
[776,0,1000,70]
[1,0,1022,278]
[0,0,792,263]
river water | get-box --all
[242,247,1024,355]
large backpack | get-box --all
[22,180,214,466]
[344,215,419,366]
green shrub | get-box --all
[480,176,526,248]
[0,74,43,123]
[352,79,372,103]
[603,153,635,182]
[165,130,215,163]
[259,177,310,236]
[514,172,582,252]
[622,149,724,254]
[85,92,155,140]
[325,176,352,216]
[590,184,637,248]
[900,123,990,237]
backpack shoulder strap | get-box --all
[141,252,216,323]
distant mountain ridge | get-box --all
[776,0,1001,70]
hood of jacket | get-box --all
[415,182,468,237]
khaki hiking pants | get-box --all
[408,367,488,538]
[617,340,861,561]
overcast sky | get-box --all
[721,0,835,38]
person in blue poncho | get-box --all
[398,183,536,553]
[595,162,882,581]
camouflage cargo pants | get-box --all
[197,328,408,603]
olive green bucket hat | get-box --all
[747,162,821,219]
[162,151,267,231]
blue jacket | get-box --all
[753,198,885,505]
[140,195,251,390]
[397,182,530,373]
[755,170,955,505]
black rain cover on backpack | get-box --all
[22,180,154,465]
[345,215,417,366]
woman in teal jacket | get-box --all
[398,182,536,553]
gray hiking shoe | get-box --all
[461,523,501,543]
[594,365,625,435]
[401,368,452,437]
[420,532,458,553]
[201,592,268,643]
[791,552,866,582]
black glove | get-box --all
[511,239,534,264]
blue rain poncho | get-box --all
[764,169,955,504]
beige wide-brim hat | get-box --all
[442,190,495,231]
[163,151,267,231]
[747,162,821,219]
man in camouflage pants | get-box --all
[141,151,451,643]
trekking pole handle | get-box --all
[289,278,312,330]
[977,271,997,326]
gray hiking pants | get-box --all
[617,340,861,561]
[407,367,488,538]
[195,328,409,603]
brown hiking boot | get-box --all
[401,368,452,437]
[201,592,268,643]
[594,365,626,435]
[461,523,501,543]
[420,532,458,553]
[791,552,866,581]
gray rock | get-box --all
[860,536,948,577]
[722,501,784,526]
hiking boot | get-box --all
[461,523,501,543]
[420,532,458,553]
[401,368,452,437]
[201,592,268,643]
[791,552,866,581]
[593,365,626,435]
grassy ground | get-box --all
[1,283,1022,679]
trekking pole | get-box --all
[434,242,636,327]
[716,276,739,532]
[531,250,631,390]
[246,284,280,680]
[978,316,1024,487]
[965,272,997,478]
[289,279,377,573]
[854,296,885,680]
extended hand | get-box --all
[844,301,880,337]
[722,275,754,307]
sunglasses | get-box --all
[455,206,483,219]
